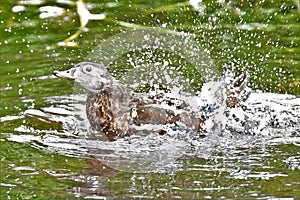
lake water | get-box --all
[0,0,299,199]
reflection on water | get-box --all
[7,91,300,167]
[4,90,300,198]
[1,0,300,199]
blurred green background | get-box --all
[0,0,299,199]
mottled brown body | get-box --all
[86,85,207,140]
[53,62,250,141]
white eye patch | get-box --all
[83,64,94,73]
[81,64,107,77]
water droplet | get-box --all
[18,88,23,95]
[12,5,26,13]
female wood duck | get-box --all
[53,62,250,140]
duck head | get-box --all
[53,62,115,92]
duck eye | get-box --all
[85,65,92,72]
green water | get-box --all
[0,0,300,199]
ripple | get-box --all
[0,115,24,123]
[3,92,300,173]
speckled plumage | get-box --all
[86,83,132,139]
[53,62,250,140]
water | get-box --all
[0,0,299,199]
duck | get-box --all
[53,62,250,140]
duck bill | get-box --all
[53,69,77,80]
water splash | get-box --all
[6,82,300,173]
